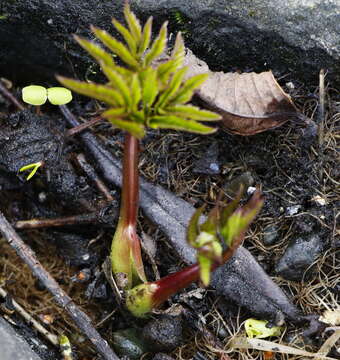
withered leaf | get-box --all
[183,50,300,136]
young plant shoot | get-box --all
[126,189,264,317]
[57,3,220,289]
[22,85,72,106]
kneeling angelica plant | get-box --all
[58,2,220,291]
[57,3,263,318]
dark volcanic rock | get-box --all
[211,247,300,324]
[275,234,324,281]
[142,316,183,352]
[263,225,280,245]
[112,328,149,359]
[0,317,42,360]
[193,142,220,175]
[132,0,340,86]
[0,109,88,207]
[0,0,124,83]
[1,0,339,85]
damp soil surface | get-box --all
[0,76,339,360]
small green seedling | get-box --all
[19,161,43,180]
[22,85,72,106]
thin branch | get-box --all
[75,153,114,202]
[0,80,25,110]
[0,286,59,346]
[15,209,116,230]
[66,116,103,137]
[0,211,120,360]
[317,69,326,182]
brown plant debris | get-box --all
[184,50,301,135]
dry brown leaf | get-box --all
[184,50,300,136]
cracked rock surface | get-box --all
[1,0,339,85]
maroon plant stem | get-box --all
[115,132,145,281]
[152,263,200,307]
[151,234,245,307]
[121,132,139,227]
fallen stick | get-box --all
[0,286,59,346]
[317,69,326,183]
[15,208,116,230]
[0,79,25,110]
[75,153,114,202]
[0,211,120,360]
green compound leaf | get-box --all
[166,105,221,121]
[138,16,153,55]
[130,110,145,124]
[186,190,263,287]
[74,35,115,67]
[220,191,263,246]
[22,85,47,106]
[198,254,212,287]
[47,87,72,105]
[149,115,216,134]
[100,63,131,106]
[112,17,137,54]
[171,73,209,104]
[91,26,139,69]
[57,76,124,106]
[194,231,222,286]
[130,74,142,111]
[144,21,168,66]
[101,107,126,119]
[140,67,158,108]
[124,2,142,42]
[171,32,185,65]
[107,117,145,138]
[58,4,221,138]
[155,66,188,110]
[157,59,179,85]
[187,205,205,245]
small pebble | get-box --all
[286,205,302,216]
[142,315,183,352]
[311,195,326,206]
[263,225,280,245]
[113,329,149,359]
[247,186,256,195]
[275,234,324,281]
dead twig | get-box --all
[317,69,326,182]
[0,79,25,110]
[0,286,59,346]
[75,153,114,202]
[0,211,120,360]
[15,209,116,230]
[66,116,103,137]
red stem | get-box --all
[121,133,139,226]
[151,234,245,307]
[152,263,200,307]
